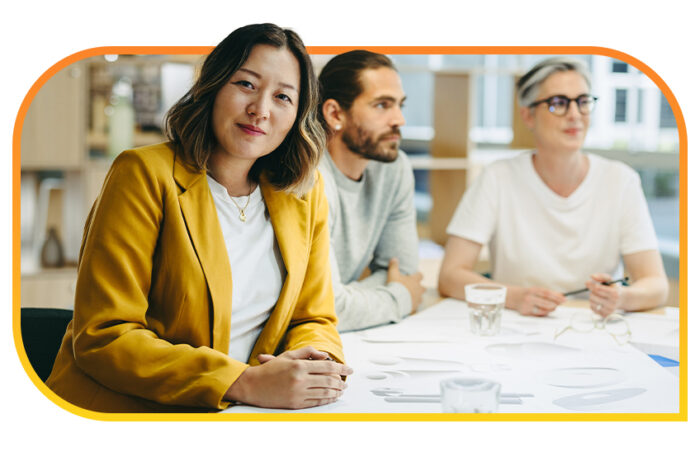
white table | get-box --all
[223,299,680,414]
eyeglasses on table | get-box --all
[554,310,631,345]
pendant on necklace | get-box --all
[239,211,247,222]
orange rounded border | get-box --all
[12,45,687,422]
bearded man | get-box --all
[318,50,424,332]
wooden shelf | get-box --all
[84,54,204,66]
[409,156,469,170]
[87,130,167,152]
[21,267,78,309]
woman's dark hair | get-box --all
[317,50,396,134]
[165,23,325,195]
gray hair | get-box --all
[516,57,592,108]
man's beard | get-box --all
[341,122,401,163]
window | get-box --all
[615,89,628,122]
[612,60,629,73]
[659,93,677,128]
[637,89,644,123]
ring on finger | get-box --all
[596,303,602,312]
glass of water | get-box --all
[440,377,501,413]
[465,283,506,336]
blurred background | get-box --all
[19,53,680,308]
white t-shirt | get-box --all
[207,175,286,363]
[446,152,658,294]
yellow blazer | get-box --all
[46,142,344,413]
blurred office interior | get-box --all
[19,52,680,307]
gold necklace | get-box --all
[230,185,254,222]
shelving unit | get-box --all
[20,54,202,308]
[428,71,476,245]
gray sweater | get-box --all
[319,150,419,332]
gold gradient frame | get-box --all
[12,45,687,422]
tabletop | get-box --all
[222,298,681,415]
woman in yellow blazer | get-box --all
[46,23,351,413]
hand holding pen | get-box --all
[575,274,629,317]
[564,276,629,297]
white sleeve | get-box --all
[619,170,659,255]
[445,165,499,245]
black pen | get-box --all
[564,276,629,297]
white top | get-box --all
[207,175,286,362]
[446,152,659,294]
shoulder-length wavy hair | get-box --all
[165,23,325,196]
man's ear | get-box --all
[520,106,535,131]
[322,99,345,131]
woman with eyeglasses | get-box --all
[438,57,668,318]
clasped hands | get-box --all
[225,346,353,410]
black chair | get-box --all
[20,307,73,382]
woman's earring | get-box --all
[335,124,342,131]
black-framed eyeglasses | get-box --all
[529,94,598,116]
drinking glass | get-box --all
[465,284,506,336]
[440,377,501,413]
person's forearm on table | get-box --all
[438,265,492,300]
[619,276,668,311]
